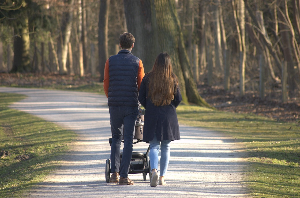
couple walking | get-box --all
[103,32,182,187]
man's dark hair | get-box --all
[119,32,135,49]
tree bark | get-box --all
[49,34,59,72]
[198,3,206,80]
[232,0,246,96]
[58,0,74,75]
[7,43,12,72]
[68,42,74,75]
[213,0,223,72]
[0,42,4,72]
[81,0,89,73]
[11,11,31,73]
[98,0,110,81]
[123,0,159,73]
[278,0,296,94]
[294,0,300,36]
[220,3,229,91]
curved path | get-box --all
[0,87,249,197]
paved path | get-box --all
[0,87,249,197]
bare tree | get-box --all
[57,0,74,74]
[98,0,110,81]
[232,0,246,96]
[81,0,89,73]
[213,0,223,73]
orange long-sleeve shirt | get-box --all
[103,59,145,98]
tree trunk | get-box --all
[59,0,74,75]
[124,0,211,107]
[49,34,59,72]
[278,0,296,95]
[206,27,214,86]
[33,42,40,73]
[79,42,84,76]
[76,0,84,76]
[259,51,265,98]
[81,0,89,73]
[11,12,31,73]
[220,2,229,91]
[68,42,74,75]
[123,0,159,73]
[213,0,223,72]
[198,3,206,80]
[98,0,110,81]
[0,42,4,72]
[41,42,45,73]
[193,44,199,83]
[233,0,246,96]
[7,43,12,72]
[256,11,279,84]
[294,0,300,36]
[90,43,96,76]
[48,41,53,72]
[239,0,246,96]
[186,0,194,65]
[282,61,288,102]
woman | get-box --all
[138,52,182,187]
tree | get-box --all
[124,0,211,107]
[98,0,110,81]
[123,0,158,72]
[0,1,31,72]
[57,0,74,74]
[232,0,246,96]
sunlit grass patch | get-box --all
[176,104,300,197]
[0,93,76,197]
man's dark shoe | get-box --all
[119,177,134,185]
[109,172,119,183]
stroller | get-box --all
[105,108,151,182]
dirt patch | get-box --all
[2,124,14,138]
[15,154,32,161]
[198,84,300,123]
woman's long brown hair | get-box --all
[148,53,178,106]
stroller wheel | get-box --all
[143,172,147,181]
[105,159,111,183]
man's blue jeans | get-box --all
[109,106,138,178]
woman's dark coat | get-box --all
[138,74,182,142]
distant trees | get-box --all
[0,0,299,103]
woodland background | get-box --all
[0,0,299,122]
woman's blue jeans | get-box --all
[149,136,171,177]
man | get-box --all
[103,32,145,185]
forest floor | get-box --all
[0,72,299,123]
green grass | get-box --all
[0,93,76,197]
[176,105,300,197]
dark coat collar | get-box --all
[118,49,132,55]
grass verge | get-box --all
[0,93,76,197]
[176,104,300,197]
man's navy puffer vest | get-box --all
[108,50,140,107]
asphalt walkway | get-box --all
[0,87,249,197]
